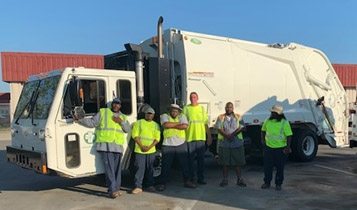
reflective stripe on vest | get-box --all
[266,120,287,141]
[217,114,243,140]
[135,119,157,154]
[163,114,186,139]
[96,108,125,145]
[265,119,288,148]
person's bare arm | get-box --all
[133,137,148,152]
[261,131,266,146]
[283,136,292,154]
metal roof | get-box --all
[1,52,104,82]
[333,64,357,87]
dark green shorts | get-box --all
[218,146,246,166]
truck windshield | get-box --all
[14,75,61,120]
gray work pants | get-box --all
[134,153,156,188]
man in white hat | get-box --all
[261,105,293,191]
[131,107,161,194]
[156,104,196,191]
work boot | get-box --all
[146,186,156,192]
[220,179,228,187]
[109,191,122,198]
[157,184,166,191]
[275,185,282,191]
[261,183,270,189]
[236,178,247,187]
[184,180,196,188]
[132,188,143,194]
[197,180,207,185]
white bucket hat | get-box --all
[169,104,182,111]
[270,105,283,115]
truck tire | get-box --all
[292,130,318,162]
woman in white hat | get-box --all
[261,105,293,191]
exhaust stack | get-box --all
[124,43,144,105]
[158,16,163,58]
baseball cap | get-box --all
[145,107,155,114]
[112,98,121,104]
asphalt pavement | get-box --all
[1,130,357,210]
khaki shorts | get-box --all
[218,146,246,166]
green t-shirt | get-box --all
[132,119,161,154]
[261,118,293,148]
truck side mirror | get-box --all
[69,78,82,107]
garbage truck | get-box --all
[350,102,357,147]
[7,17,349,177]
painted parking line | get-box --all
[314,164,356,176]
[173,190,203,210]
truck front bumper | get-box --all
[6,146,49,174]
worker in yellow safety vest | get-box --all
[76,98,130,198]
[182,92,212,185]
[131,107,160,194]
[261,105,293,191]
[156,104,196,191]
[215,102,247,187]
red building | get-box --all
[0,92,10,127]
[333,64,357,107]
[1,52,104,120]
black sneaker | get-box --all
[184,181,196,188]
[236,178,247,187]
[261,183,270,189]
[197,180,207,185]
[220,179,228,187]
[275,185,282,191]
[157,184,166,191]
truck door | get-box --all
[55,77,108,177]
[112,78,137,170]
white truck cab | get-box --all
[8,68,137,177]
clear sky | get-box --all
[1,0,356,92]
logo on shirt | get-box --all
[84,131,96,144]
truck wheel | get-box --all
[292,130,318,162]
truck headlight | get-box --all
[39,129,46,141]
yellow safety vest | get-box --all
[163,114,186,139]
[217,113,243,140]
[183,105,207,142]
[96,108,126,145]
[264,119,288,148]
[132,119,160,154]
